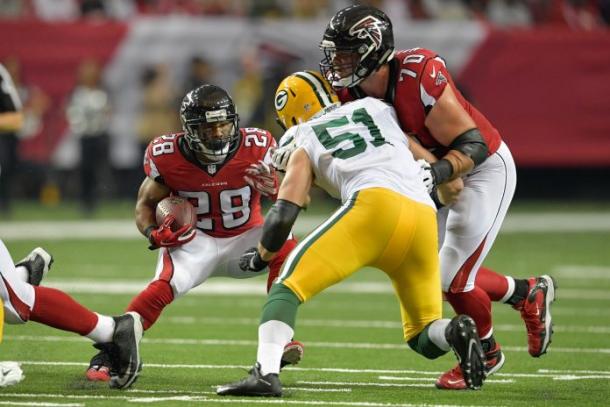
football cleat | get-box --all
[15,247,53,286]
[86,343,114,382]
[436,340,505,390]
[217,362,282,397]
[109,312,143,389]
[514,275,556,357]
[280,340,304,369]
[441,315,486,390]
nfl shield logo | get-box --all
[207,164,217,174]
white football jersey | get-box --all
[281,97,434,209]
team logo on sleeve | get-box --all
[349,16,385,50]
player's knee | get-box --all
[407,327,446,360]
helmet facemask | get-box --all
[320,40,374,88]
[184,117,238,163]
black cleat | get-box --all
[109,312,143,389]
[445,315,486,390]
[15,247,53,286]
[217,363,282,397]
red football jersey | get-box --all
[143,128,277,238]
[337,48,501,159]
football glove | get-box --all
[417,159,435,194]
[271,141,297,172]
[239,247,269,272]
[147,216,196,250]
[244,160,278,198]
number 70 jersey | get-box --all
[283,97,434,209]
[144,129,276,238]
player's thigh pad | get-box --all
[278,188,420,302]
[440,142,516,292]
[153,230,224,297]
[0,240,34,324]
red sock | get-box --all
[126,280,174,330]
[30,286,98,336]
[476,266,510,301]
[445,287,493,338]
[267,237,298,293]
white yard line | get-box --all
[0,403,84,407]
[0,393,498,407]
[552,265,610,279]
[38,279,610,300]
[2,212,610,241]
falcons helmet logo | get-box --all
[348,16,385,50]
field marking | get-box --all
[0,403,83,407]
[377,376,514,384]
[0,393,498,407]
[552,265,610,280]
[10,360,610,383]
[6,335,610,355]
[37,279,610,300]
[2,212,610,241]
[164,316,610,335]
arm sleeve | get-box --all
[0,64,22,112]
[418,57,451,114]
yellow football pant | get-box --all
[1,298,4,343]
[278,187,442,340]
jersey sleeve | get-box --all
[419,57,451,112]
[0,65,21,112]
[143,141,164,183]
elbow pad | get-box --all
[260,199,302,252]
[449,128,489,166]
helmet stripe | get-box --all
[295,71,334,108]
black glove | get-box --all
[239,247,269,272]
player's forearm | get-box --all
[258,199,302,262]
[431,128,488,184]
[135,203,157,237]
[407,134,437,162]
[0,112,23,132]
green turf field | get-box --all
[1,212,610,406]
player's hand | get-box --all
[147,216,196,250]
[436,177,464,206]
[417,159,435,194]
[239,247,269,272]
[244,160,278,198]
[271,141,297,172]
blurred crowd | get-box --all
[0,0,608,28]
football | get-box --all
[155,196,197,232]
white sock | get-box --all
[14,265,28,283]
[500,277,516,303]
[85,314,115,343]
[257,320,294,375]
[427,319,451,351]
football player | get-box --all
[318,5,557,389]
[85,84,301,382]
[216,71,486,397]
[0,241,142,389]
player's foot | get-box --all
[514,275,556,357]
[435,341,504,390]
[280,340,304,369]
[15,247,53,286]
[86,343,114,382]
[109,312,143,389]
[441,315,485,390]
[216,362,282,397]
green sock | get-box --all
[260,283,301,328]
[407,323,448,360]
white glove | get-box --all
[271,140,297,172]
[244,160,278,198]
[417,159,435,194]
[0,362,25,387]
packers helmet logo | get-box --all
[275,90,289,111]
[349,16,384,50]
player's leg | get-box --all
[0,241,142,388]
[383,198,485,390]
[217,190,387,397]
[87,232,214,381]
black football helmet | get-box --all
[180,85,240,163]
[320,5,394,88]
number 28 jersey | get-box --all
[282,97,434,209]
[143,128,276,238]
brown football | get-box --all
[155,196,197,232]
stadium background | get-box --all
[1,1,610,406]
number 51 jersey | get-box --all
[143,128,277,238]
